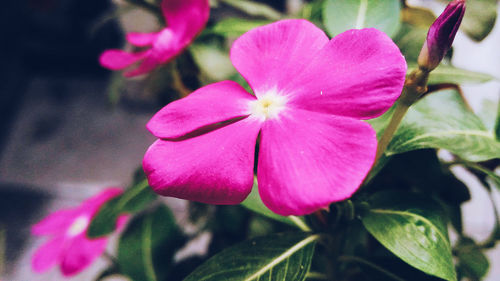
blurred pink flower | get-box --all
[99,0,210,77]
[143,20,407,216]
[31,188,127,277]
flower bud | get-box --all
[418,0,466,71]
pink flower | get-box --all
[143,20,407,216]
[99,0,210,77]
[31,188,126,277]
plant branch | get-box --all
[374,67,430,164]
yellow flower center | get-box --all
[67,215,90,237]
[249,90,287,120]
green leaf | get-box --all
[407,64,497,85]
[393,23,427,63]
[88,179,156,238]
[386,89,500,161]
[220,0,281,20]
[209,18,272,37]
[184,233,318,281]
[190,43,235,82]
[118,205,185,281]
[362,191,456,281]
[461,0,498,41]
[323,0,401,37]
[456,237,490,279]
[241,178,310,231]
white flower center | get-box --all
[67,215,90,237]
[249,90,287,120]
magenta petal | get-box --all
[147,81,256,139]
[257,109,377,216]
[60,235,107,277]
[99,49,149,70]
[126,32,158,47]
[230,19,329,97]
[143,118,261,204]
[287,28,407,119]
[32,236,65,273]
[31,209,78,236]
[161,0,209,41]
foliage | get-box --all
[33,0,500,280]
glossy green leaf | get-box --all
[209,18,271,37]
[184,233,318,281]
[386,89,500,161]
[241,178,310,230]
[323,0,401,37]
[407,64,497,85]
[118,205,185,281]
[461,0,498,41]
[88,179,156,238]
[362,191,456,281]
[456,237,490,279]
[220,0,281,20]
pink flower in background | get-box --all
[31,188,127,277]
[143,20,407,216]
[99,0,210,77]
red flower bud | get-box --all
[418,0,466,70]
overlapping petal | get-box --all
[148,81,256,139]
[230,19,329,97]
[126,32,158,47]
[99,50,149,71]
[31,209,79,236]
[32,236,65,273]
[287,28,407,119]
[161,0,210,41]
[257,109,377,216]
[60,236,107,277]
[144,118,261,204]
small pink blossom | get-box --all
[99,0,210,77]
[31,188,127,277]
[143,20,407,216]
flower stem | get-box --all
[289,216,312,232]
[338,255,406,281]
[171,60,191,98]
[374,67,430,164]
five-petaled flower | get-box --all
[143,19,407,216]
[99,0,210,77]
[31,188,127,277]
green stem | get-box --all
[117,179,150,210]
[171,61,191,98]
[338,255,406,281]
[373,67,430,164]
[289,216,312,232]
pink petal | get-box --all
[161,0,210,41]
[230,19,329,97]
[31,209,79,236]
[257,109,377,216]
[60,235,107,277]
[147,80,256,139]
[287,28,407,119]
[99,49,149,71]
[126,32,157,47]
[143,118,261,204]
[32,236,65,273]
